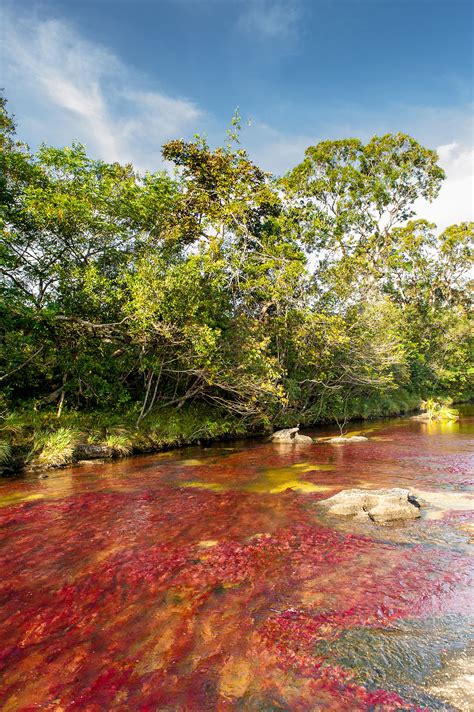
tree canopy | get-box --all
[1,95,472,429]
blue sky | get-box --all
[1,0,473,227]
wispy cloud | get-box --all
[1,9,203,170]
[238,0,301,39]
[1,6,471,230]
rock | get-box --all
[325,435,368,444]
[74,444,113,459]
[218,657,252,699]
[410,413,431,421]
[77,459,108,466]
[293,434,314,444]
[318,488,421,523]
[271,427,298,441]
[270,427,313,444]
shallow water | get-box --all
[0,413,473,711]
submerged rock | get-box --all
[318,488,421,523]
[77,459,108,466]
[270,427,313,444]
[74,444,113,460]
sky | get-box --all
[1,0,473,229]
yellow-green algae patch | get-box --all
[182,481,227,492]
[182,461,335,495]
[0,492,45,507]
[265,461,335,475]
[197,539,219,548]
[267,480,333,494]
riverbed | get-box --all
[0,413,473,710]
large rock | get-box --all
[270,427,313,444]
[74,443,113,460]
[318,488,421,523]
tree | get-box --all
[283,134,445,299]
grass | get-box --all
[0,442,11,465]
[1,403,250,473]
[28,428,79,468]
[104,433,133,456]
[420,399,459,421]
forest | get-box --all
[0,97,472,469]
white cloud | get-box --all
[415,142,474,230]
[1,7,472,230]
[1,10,203,170]
[238,0,301,39]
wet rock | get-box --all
[218,657,252,698]
[270,427,313,444]
[77,459,108,466]
[325,435,369,444]
[318,488,421,523]
[292,434,314,444]
[74,444,113,459]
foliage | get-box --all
[420,399,459,421]
[0,441,11,464]
[0,93,472,470]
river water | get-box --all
[0,413,473,711]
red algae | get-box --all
[0,415,473,710]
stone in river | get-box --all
[325,435,369,444]
[74,444,113,459]
[270,427,313,444]
[318,488,421,523]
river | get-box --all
[0,412,473,710]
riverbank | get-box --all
[0,404,251,476]
[3,388,467,476]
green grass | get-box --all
[1,403,250,472]
[0,442,11,465]
[28,428,80,468]
[104,433,134,456]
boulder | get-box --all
[74,444,113,460]
[270,427,313,444]
[318,488,421,523]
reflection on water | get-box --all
[0,413,473,710]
